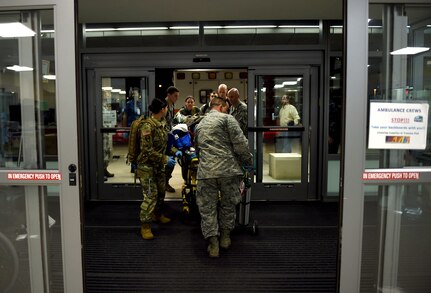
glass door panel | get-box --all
[258,75,305,185]
[86,70,154,200]
[249,67,318,200]
[0,2,81,292]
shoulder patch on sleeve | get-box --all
[140,123,152,136]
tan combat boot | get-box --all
[154,214,171,224]
[140,223,154,240]
[207,236,219,258]
[220,229,231,249]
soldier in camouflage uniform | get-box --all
[137,98,176,240]
[195,96,253,257]
[164,86,180,192]
[227,88,248,137]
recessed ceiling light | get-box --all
[6,65,34,72]
[0,22,36,37]
[390,47,429,55]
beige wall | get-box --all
[173,69,248,108]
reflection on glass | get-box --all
[0,186,63,292]
[256,75,304,184]
[0,10,57,170]
[361,183,431,292]
[367,4,431,168]
[101,77,149,182]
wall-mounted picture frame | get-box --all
[199,89,213,104]
[224,72,233,79]
[208,72,217,79]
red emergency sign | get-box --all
[7,172,62,181]
[362,172,419,180]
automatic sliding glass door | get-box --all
[248,67,319,200]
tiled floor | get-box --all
[105,144,185,199]
[104,142,303,199]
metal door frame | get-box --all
[84,68,155,200]
[81,51,323,201]
[248,66,319,200]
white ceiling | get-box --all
[77,0,343,24]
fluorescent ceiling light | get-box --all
[6,65,34,72]
[86,27,168,32]
[278,25,319,28]
[204,26,223,29]
[0,22,36,37]
[224,25,276,29]
[102,86,113,91]
[43,74,56,80]
[116,27,168,31]
[119,90,126,94]
[390,47,429,55]
[41,29,55,33]
[111,89,121,93]
[169,26,199,30]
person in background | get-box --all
[278,94,301,153]
[164,86,179,192]
[194,96,253,258]
[125,87,142,126]
[200,91,218,115]
[174,95,201,124]
[137,98,175,240]
[227,88,248,136]
[217,83,228,100]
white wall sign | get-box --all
[368,102,429,149]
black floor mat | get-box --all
[84,201,338,292]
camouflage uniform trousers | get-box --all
[103,133,112,167]
[137,164,166,224]
[196,176,242,239]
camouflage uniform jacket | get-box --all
[165,102,175,131]
[230,101,248,136]
[137,116,169,169]
[195,109,252,179]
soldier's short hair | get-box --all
[166,86,179,95]
[209,97,227,108]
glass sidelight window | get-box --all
[0,186,63,292]
[0,8,75,292]
[362,4,431,292]
[0,10,57,170]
